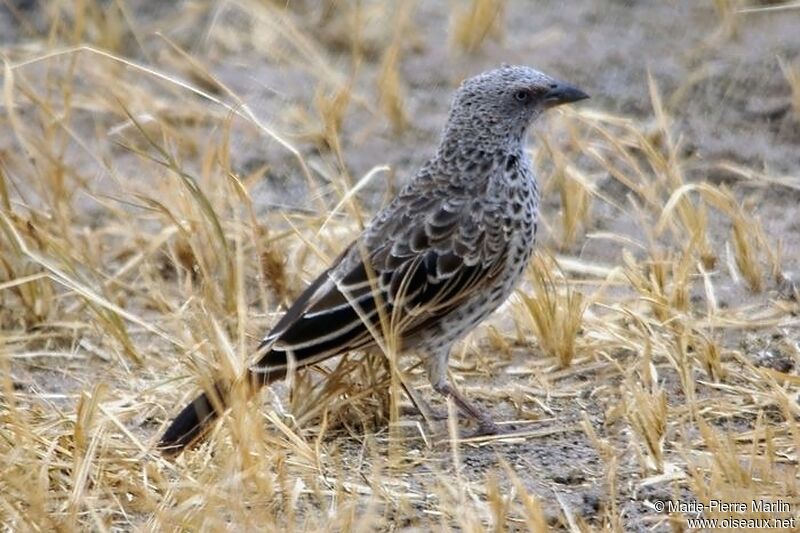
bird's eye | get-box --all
[514,89,530,102]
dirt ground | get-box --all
[1,1,799,531]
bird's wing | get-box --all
[159,172,511,455]
[250,177,510,375]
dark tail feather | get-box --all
[158,366,286,456]
[158,389,220,455]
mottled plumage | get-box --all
[160,65,588,455]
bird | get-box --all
[159,65,588,456]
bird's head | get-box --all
[444,65,589,147]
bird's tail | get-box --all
[158,366,285,457]
[158,382,225,456]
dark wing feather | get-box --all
[249,192,509,374]
[249,248,506,378]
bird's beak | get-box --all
[543,81,589,108]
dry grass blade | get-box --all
[519,254,585,368]
[450,0,506,54]
[624,378,668,473]
[779,56,800,120]
[376,7,411,134]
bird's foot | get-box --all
[400,403,449,421]
[473,419,502,436]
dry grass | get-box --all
[519,254,585,369]
[450,0,507,54]
[2,1,799,531]
[779,56,800,121]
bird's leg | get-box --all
[432,381,501,436]
[400,381,448,421]
[424,347,501,435]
